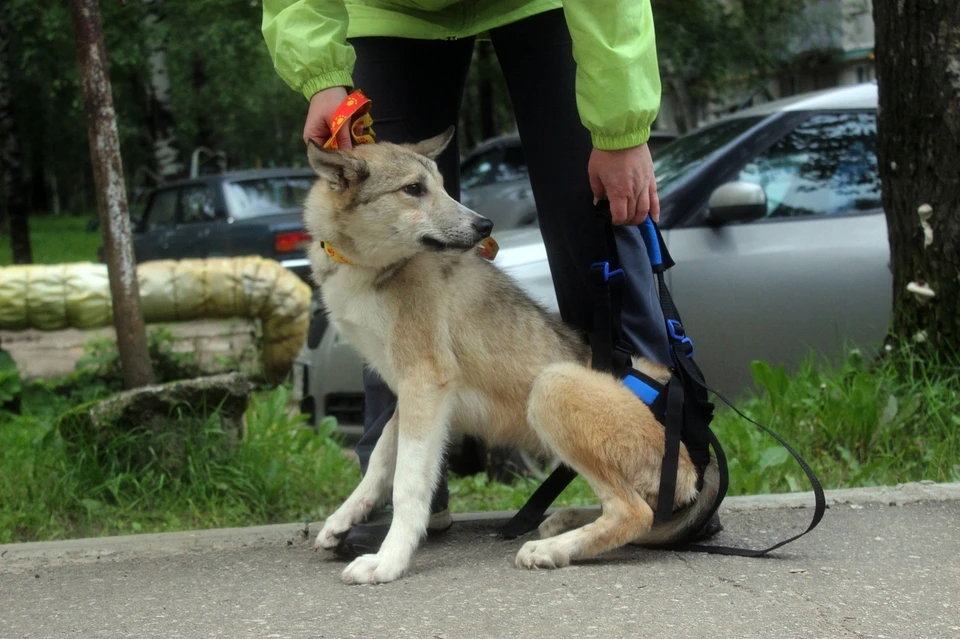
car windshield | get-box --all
[223,176,315,219]
[653,116,764,197]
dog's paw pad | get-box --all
[515,541,570,570]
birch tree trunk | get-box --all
[873,0,960,362]
[69,0,155,389]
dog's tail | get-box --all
[631,455,721,548]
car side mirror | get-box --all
[706,181,767,226]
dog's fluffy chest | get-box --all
[320,271,396,383]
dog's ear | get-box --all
[307,140,369,189]
[409,126,455,161]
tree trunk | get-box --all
[46,168,61,216]
[665,74,698,135]
[68,0,155,389]
[873,0,960,362]
[142,0,185,181]
[0,11,32,264]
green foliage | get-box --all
[0,349,22,406]
[650,0,831,128]
[713,348,960,495]
[0,381,361,543]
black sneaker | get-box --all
[333,504,454,559]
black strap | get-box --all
[498,464,578,539]
[654,378,684,522]
[675,388,827,557]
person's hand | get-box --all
[303,86,352,148]
[588,143,660,226]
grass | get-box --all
[710,347,960,495]
[1,334,957,544]
[0,213,102,266]
[1,385,360,543]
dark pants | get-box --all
[350,9,671,509]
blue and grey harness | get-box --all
[499,205,826,558]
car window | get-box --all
[460,148,504,190]
[496,145,528,182]
[223,176,314,220]
[654,117,764,198]
[146,189,177,227]
[179,185,217,224]
[736,111,881,218]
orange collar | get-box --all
[319,241,353,265]
[319,91,498,264]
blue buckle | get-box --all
[591,261,624,283]
[667,319,694,358]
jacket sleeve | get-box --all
[561,0,662,150]
[262,0,357,101]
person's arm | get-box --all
[561,0,661,150]
[262,0,357,147]
[561,0,663,226]
[262,0,356,99]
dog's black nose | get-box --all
[472,217,494,238]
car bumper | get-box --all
[280,257,313,283]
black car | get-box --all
[105,168,317,282]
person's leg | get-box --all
[488,9,670,365]
[489,10,721,539]
[334,34,476,557]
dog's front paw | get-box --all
[314,513,352,551]
[340,553,407,585]
[515,540,571,570]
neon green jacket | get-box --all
[261,0,661,150]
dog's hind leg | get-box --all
[315,410,399,551]
[516,484,653,569]
[341,381,453,585]
[517,363,662,569]
[538,508,600,539]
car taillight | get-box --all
[275,231,311,253]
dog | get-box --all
[301,127,720,585]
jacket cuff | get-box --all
[300,71,355,101]
[590,126,652,151]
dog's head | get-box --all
[302,127,493,269]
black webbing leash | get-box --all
[498,201,826,558]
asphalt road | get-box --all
[2,483,959,639]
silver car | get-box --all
[293,82,890,473]
[458,131,678,231]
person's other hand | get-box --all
[588,143,660,226]
[303,86,352,148]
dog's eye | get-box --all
[403,182,425,197]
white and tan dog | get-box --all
[302,128,719,585]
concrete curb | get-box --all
[2,481,958,569]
